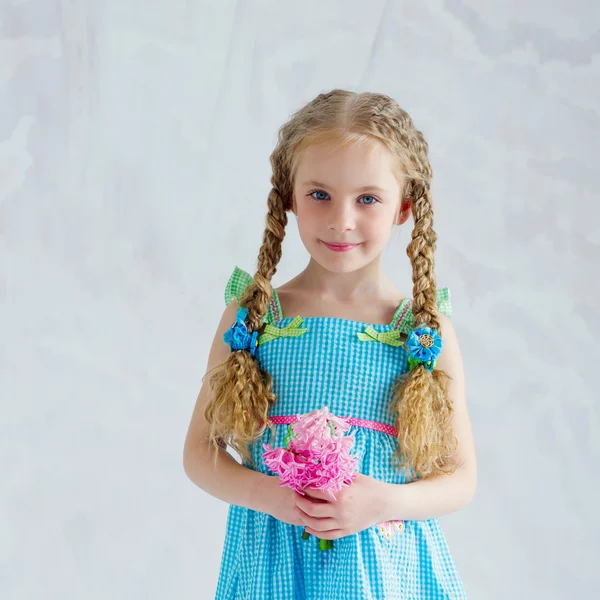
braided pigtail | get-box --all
[204,185,289,467]
[389,185,459,479]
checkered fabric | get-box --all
[224,265,283,325]
[215,267,467,600]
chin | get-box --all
[312,248,380,273]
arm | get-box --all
[182,300,273,513]
[379,464,476,521]
[184,436,273,513]
[380,313,478,522]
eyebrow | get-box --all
[301,180,388,194]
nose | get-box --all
[328,202,356,233]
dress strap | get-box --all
[224,266,282,325]
[389,298,412,329]
[392,287,453,332]
[270,286,284,323]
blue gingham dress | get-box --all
[214,267,467,600]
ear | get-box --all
[395,199,412,225]
[291,193,297,215]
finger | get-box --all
[303,487,330,500]
[297,510,338,532]
[302,526,343,540]
[295,490,328,505]
[305,487,342,503]
[294,493,330,518]
[300,491,334,506]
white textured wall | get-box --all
[2,1,599,598]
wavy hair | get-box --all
[204,89,459,478]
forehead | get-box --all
[293,139,402,189]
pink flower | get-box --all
[262,407,359,503]
[290,407,351,452]
[262,406,406,548]
[262,444,313,493]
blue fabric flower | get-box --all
[223,307,259,357]
[405,325,443,372]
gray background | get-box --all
[1,1,599,598]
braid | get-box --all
[407,188,439,330]
[389,187,459,479]
[241,187,288,330]
[204,185,288,467]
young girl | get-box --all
[183,89,477,599]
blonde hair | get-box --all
[204,89,459,479]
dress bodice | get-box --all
[225,266,453,479]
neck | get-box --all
[299,257,392,303]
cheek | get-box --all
[296,208,321,236]
[362,214,394,239]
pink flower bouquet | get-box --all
[262,406,358,550]
[262,406,404,551]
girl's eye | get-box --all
[308,190,380,205]
[310,190,329,201]
[358,195,378,205]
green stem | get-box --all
[301,529,333,550]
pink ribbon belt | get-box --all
[265,415,398,437]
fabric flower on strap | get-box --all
[405,325,443,372]
[223,307,259,357]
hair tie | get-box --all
[405,325,443,372]
[223,307,259,357]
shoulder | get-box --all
[426,287,459,380]
[435,313,461,375]
[182,299,239,454]
[434,309,477,486]
[206,300,240,372]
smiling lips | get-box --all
[321,241,360,252]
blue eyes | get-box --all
[308,190,379,205]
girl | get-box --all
[183,89,477,599]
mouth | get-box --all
[320,240,361,252]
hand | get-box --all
[293,473,389,540]
[260,474,307,528]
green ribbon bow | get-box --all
[356,326,404,347]
[258,316,308,345]
[224,266,280,325]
